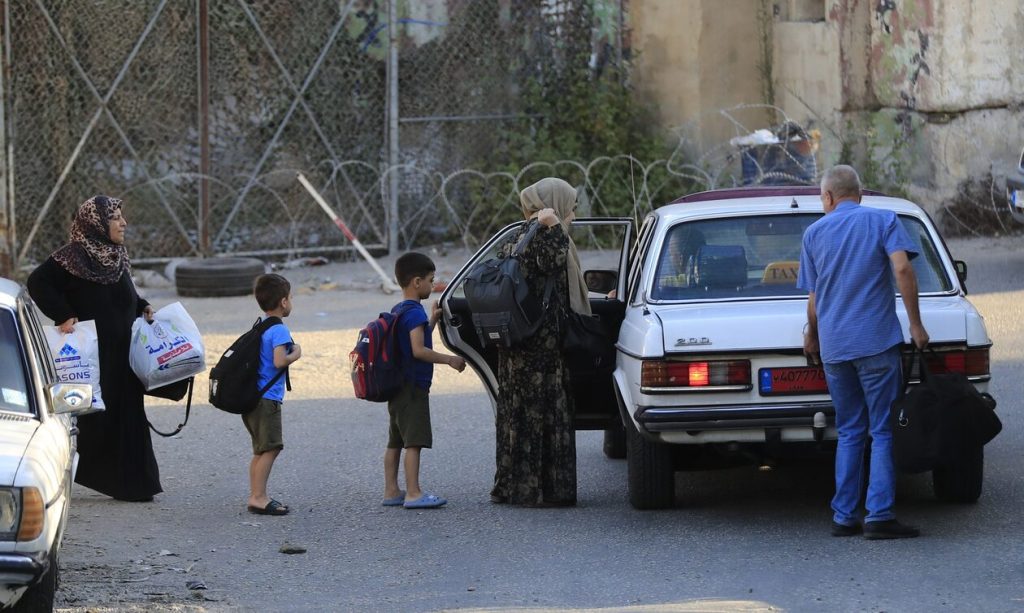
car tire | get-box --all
[11,550,56,613]
[932,446,984,503]
[175,257,266,297]
[626,419,675,509]
[603,423,627,460]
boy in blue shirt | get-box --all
[246,273,301,516]
[383,253,466,509]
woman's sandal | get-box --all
[248,499,289,516]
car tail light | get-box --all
[903,347,990,378]
[16,487,43,542]
[641,359,751,391]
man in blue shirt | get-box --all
[798,165,929,540]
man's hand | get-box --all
[143,305,155,323]
[909,322,929,350]
[288,343,302,361]
[803,328,821,366]
[448,355,466,372]
[58,317,77,334]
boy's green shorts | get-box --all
[387,384,432,449]
[242,397,284,455]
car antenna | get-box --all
[790,198,799,208]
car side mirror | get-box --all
[954,260,967,285]
[49,383,95,416]
[584,270,617,294]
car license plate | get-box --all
[758,367,828,395]
[1011,188,1024,212]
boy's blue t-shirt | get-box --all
[393,300,433,390]
[258,317,293,402]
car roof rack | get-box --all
[668,186,889,205]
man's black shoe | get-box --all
[863,519,920,540]
[831,521,862,537]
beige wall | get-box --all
[631,0,764,149]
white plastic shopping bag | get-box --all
[44,320,105,410]
[129,302,206,391]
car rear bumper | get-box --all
[635,401,834,432]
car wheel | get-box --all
[603,422,626,460]
[932,446,984,503]
[175,257,266,297]
[11,550,56,613]
[626,419,675,509]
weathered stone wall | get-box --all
[630,0,1024,217]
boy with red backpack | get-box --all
[382,253,465,509]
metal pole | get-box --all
[0,0,12,276]
[386,0,399,255]
[197,0,210,256]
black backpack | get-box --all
[463,221,554,348]
[209,317,289,414]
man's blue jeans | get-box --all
[822,345,903,525]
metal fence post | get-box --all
[386,0,399,255]
[0,0,12,277]
[197,0,210,256]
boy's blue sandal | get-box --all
[403,494,447,509]
[382,491,406,507]
[248,499,289,516]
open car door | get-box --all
[438,217,634,430]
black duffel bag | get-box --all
[892,348,1001,473]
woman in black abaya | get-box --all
[28,195,162,501]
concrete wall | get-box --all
[630,0,765,149]
[631,0,1024,215]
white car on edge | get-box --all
[0,278,94,611]
[439,187,993,510]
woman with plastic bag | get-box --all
[28,195,162,502]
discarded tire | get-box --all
[175,257,266,297]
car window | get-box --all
[628,215,657,304]
[899,217,953,293]
[0,308,33,414]
[568,222,629,298]
[651,214,818,300]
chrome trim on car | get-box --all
[635,401,834,431]
[640,384,753,394]
[0,553,46,583]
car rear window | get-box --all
[650,213,952,301]
[0,309,32,414]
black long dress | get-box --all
[490,223,577,506]
[28,258,162,501]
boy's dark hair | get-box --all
[394,252,435,288]
[254,273,291,311]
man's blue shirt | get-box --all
[258,318,292,401]
[393,299,433,390]
[797,201,917,363]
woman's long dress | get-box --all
[490,223,577,506]
[28,258,162,501]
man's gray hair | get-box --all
[821,165,862,200]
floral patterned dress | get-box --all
[490,222,577,506]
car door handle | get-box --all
[448,314,462,328]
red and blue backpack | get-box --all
[350,303,415,402]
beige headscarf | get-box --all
[519,178,591,315]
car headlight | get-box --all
[0,487,44,541]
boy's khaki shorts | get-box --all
[387,384,432,449]
[242,397,284,455]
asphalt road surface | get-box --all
[54,236,1023,613]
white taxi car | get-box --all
[0,277,94,611]
[440,187,992,510]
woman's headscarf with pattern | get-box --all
[519,177,591,315]
[51,195,129,284]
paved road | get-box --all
[55,237,1024,612]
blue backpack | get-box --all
[349,304,415,402]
